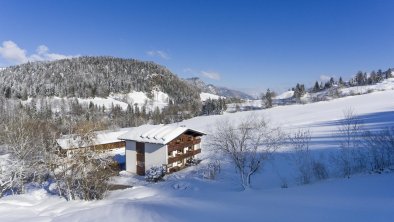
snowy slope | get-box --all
[275,90,294,99]
[110,90,169,110]
[340,77,394,95]
[78,97,129,110]
[22,90,170,113]
[1,90,394,221]
[200,92,223,102]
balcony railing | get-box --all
[168,138,201,153]
[168,149,201,164]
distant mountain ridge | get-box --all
[185,77,254,99]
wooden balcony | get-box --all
[168,138,201,153]
[168,149,201,164]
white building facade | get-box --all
[119,125,204,175]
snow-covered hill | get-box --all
[0,56,201,109]
[199,92,223,102]
[275,90,294,99]
[340,77,394,95]
[1,90,394,221]
[21,90,170,113]
[228,78,394,111]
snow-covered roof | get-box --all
[57,129,129,150]
[118,124,205,145]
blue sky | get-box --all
[0,0,393,95]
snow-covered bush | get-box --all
[280,179,288,189]
[185,158,201,166]
[172,182,191,190]
[0,115,58,196]
[290,129,329,184]
[202,160,221,180]
[312,161,328,180]
[0,154,15,197]
[289,129,314,184]
[52,150,118,201]
[50,122,118,201]
[363,127,394,172]
[334,108,367,177]
[145,166,166,182]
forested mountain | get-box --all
[186,77,254,99]
[0,56,200,105]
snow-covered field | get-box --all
[2,172,391,222]
[275,90,294,100]
[200,92,223,102]
[1,90,394,221]
[21,90,171,113]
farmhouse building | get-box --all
[118,125,205,175]
[57,130,128,156]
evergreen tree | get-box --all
[338,77,344,86]
[313,81,320,92]
[293,83,305,102]
[262,88,273,108]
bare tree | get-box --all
[289,129,313,184]
[289,129,328,184]
[2,118,39,194]
[0,114,59,196]
[52,121,117,201]
[209,116,284,189]
[363,127,394,171]
[0,152,16,197]
[335,108,366,177]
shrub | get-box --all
[202,160,221,180]
[145,166,166,182]
[312,161,328,180]
[185,158,201,166]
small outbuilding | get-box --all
[119,125,205,175]
[57,130,128,156]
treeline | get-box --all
[201,98,227,115]
[310,68,393,93]
[290,68,393,101]
[0,97,202,134]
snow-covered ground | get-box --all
[340,77,394,95]
[110,90,170,111]
[1,90,394,221]
[22,90,170,113]
[275,90,294,99]
[200,92,223,102]
[1,172,391,222]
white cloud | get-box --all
[37,45,49,55]
[0,41,28,64]
[146,50,170,60]
[201,70,221,80]
[320,75,332,82]
[0,40,78,65]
